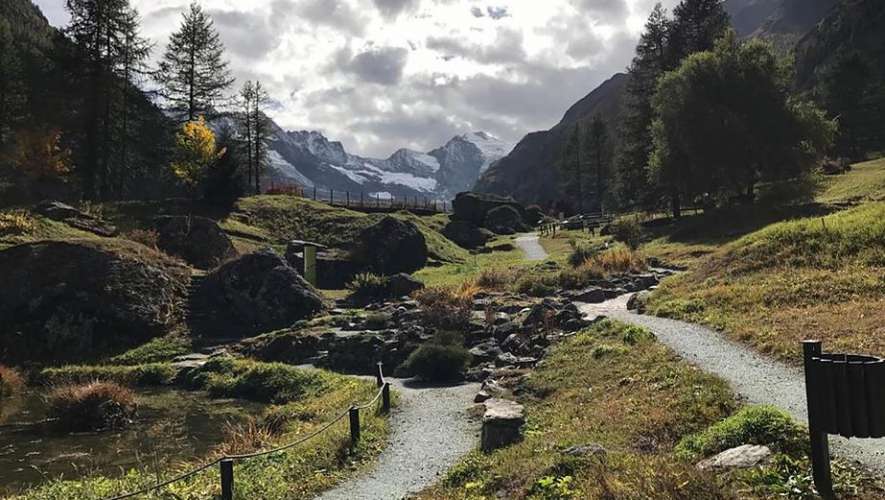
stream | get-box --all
[0,388,264,495]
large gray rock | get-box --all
[696,445,772,471]
[481,398,525,452]
[195,250,326,337]
[153,216,237,269]
[484,205,525,235]
[0,240,188,362]
[452,192,526,227]
[442,220,493,249]
[352,216,428,274]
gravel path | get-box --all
[578,295,885,473]
[514,233,548,261]
[316,379,480,500]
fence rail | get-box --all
[105,363,391,500]
[266,185,450,214]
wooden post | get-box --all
[220,459,234,500]
[346,191,350,207]
[803,340,834,500]
[313,186,317,200]
[330,189,334,204]
[349,407,360,446]
[382,382,391,413]
[304,245,318,287]
[361,192,364,207]
[375,362,384,387]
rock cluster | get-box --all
[446,192,532,246]
[153,215,237,269]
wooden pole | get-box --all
[375,362,384,387]
[382,382,391,413]
[803,340,834,499]
[346,191,350,207]
[349,407,360,446]
[220,459,234,500]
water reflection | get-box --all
[0,388,264,494]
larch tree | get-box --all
[239,80,270,194]
[157,2,234,122]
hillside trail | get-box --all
[514,233,548,261]
[316,378,479,500]
[578,294,885,473]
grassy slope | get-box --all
[642,161,885,362]
[17,362,390,500]
[0,211,100,250]
[647,202,885,362]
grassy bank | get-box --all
[18,360,390,499]
[420,320,881,499]
[647,202,885,362]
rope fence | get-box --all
[105,363,391,500]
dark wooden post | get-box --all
[375,362,384,387]
[349,407,360,446]
[803,340,834,500]
[346,191,350,207]
[313,186,317,200]
[360,192,364,207]
[382,382,391,413]
[330,189,334,204]
[220,459,234,500]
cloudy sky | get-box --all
[33,0,677,158]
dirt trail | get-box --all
[579,295,885,473]
[316,379,479,500]
[514,233,548,261]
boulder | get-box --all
[563,287,608,303]
[452,192,526,227]
[238,331,321,363]
[524,205,545,226]
[34,200,117,237]
[481,398,525,452]
[696,445,772,471]
[195,250,326,337]
[352,216,428,274]
[627,291,651,313]
[387,273,425,297]
[285,244,360,289]
[0,240,188,362]
[484,205,525,235]
[153,216,237,269]
[442,220,493,249]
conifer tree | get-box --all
[157,2,234,122]
[238,80,270,194]
[560,123,585,213]
[65,0,150,199]
[587,116,610,213]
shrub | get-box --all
[567,241,601,268]
[123,228,160,249]
[413,286,473,330]
[401,333,472,382]
[216,416,284,455]
[516,275,558,297]
[475,268,514,290]
[578,248,646,278]
[191,358,331,404]
[0,210,36,235]
[675,405,807,460]
[0,365,25,398]
[609,215,643,250]
[48,381,137,431]
[347,272,391,302]
[39,363,177,387]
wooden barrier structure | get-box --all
[802,340,885,499]
[270,185,450,215]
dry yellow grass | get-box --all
[0,364,25,397]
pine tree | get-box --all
[0,20,26,153]
[157,2,234,122]
[560,124,585,214]
[669,0,730,61]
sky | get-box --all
[33,0,678,158]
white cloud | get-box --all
[32,0,667,157]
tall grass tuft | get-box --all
[0,364,25,398]
[413,285,475,330]
[48,381,137,431]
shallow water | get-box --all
[0,388,264,494]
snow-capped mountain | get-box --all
[256,119,512,200]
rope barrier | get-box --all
[103,366,389,500]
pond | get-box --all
[0,388,265,495]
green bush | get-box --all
[189,358,332,404]
[567,241,601,268]
[400,332,471,382]
[515,274,558,297]
[609,215,643,250]
[675,405,807,460]
[347,272,391,302]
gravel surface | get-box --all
[316,378,480,500]
[579,294,885,473]
[514,233,548,261]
